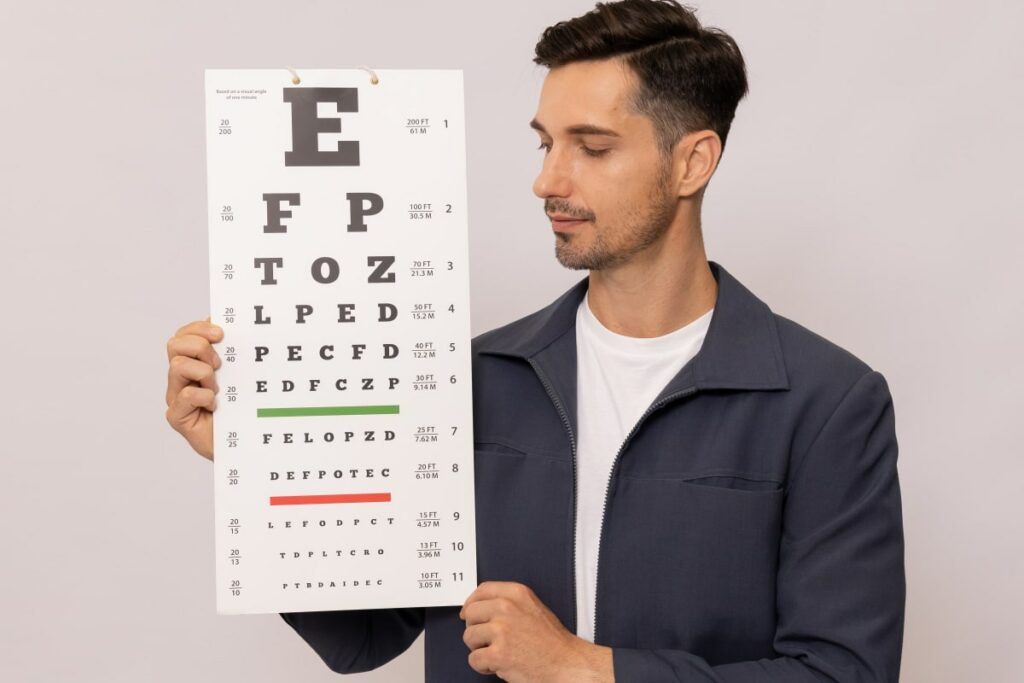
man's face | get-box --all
[531,58,677,271]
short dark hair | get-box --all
[534,0,749,160]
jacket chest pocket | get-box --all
[596,475,782,661]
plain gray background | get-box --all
[1,1,1021,681]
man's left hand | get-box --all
[459,580,614,682]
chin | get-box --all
[554,246,594,271]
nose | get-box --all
[532,145,572,199]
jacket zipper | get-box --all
[526,357,579,635]
[592,386,698,644]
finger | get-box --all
[171,318,223,349]
[166,385,216,426]
[461,581,527,616]
[462,622,497,651]
[167,355,219,406]
[167,332,222,369]
[461,599,509,627]
[175,317,221,338]
[467,648,498,676]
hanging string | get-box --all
[358,65,380,85]
[284,66,380,86]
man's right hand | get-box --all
[166,317,223,460]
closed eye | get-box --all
[536,142,609,158]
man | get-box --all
[166,0,905,680]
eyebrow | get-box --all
[529,118,621,138]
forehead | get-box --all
[533,58,640,132]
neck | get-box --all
[586,219,717,338]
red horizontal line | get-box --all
[269,492,392,506]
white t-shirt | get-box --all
[573,289,714,643]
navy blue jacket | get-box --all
[281,260,906,681]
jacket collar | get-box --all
[477,260,790,395]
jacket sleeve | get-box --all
[612,370,905,682]
[279,607,425,674]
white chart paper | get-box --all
[204,69,477,615]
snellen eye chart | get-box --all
[204,69,476,615]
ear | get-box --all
[672,130,722,198]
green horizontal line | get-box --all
[257,405,400,418]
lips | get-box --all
[549,214,588,230]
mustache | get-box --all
[544,201,594,221]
